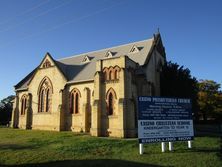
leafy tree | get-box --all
[0,95,15,125]
[160,61,199,119]
[197,80,222,121]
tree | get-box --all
[160,61,199,119]
[0,95,15,125]
[197,80,222,121]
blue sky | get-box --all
[0,0,222,100]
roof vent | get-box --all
[130,45,140,53]
[105,51,114,58]
[82,55,90,63]
[42,59,52,68]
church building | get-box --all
[11,32,166,138]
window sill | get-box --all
[108,115,118,119]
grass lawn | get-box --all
[0,127,221,167]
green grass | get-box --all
[0,127,221,167]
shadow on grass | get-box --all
[0,143,39,150]
[173,137,222,161]
[0,139,57,150]
[193,136,222,160]
[173,143,221,154]
[0,159,164,167]
[191,148,221,153]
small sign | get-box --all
[138,96,194,143]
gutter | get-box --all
[15,87,28,92]
[66,79,94,85]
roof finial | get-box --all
[157,27,160,34]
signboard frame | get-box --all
[138,96,194,144]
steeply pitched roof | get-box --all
[14,68,37,90]
[15,34,163,91]
[14,52,67,90]
[56,37,154,82]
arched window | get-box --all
[108,93,113,115]
[20,95,27,115]
[114,66,120,80]
[103,67,109,81]
[70,93,74,114]
[106,88,117,115]
[114,70,118,79]
[109,70,112,80]
[38,77,53,113]
[70,88,81,114]
[39,89,45,112]
[104,71,107,81]
[46,89,50,112]
[21,100,23,114]
[75,93,79,114]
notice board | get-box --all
[138,96,194,143]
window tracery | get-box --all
[20,95,27,115]
[38,77,52,113]
[103,66,121,81]
[70,88,81,114]
[42,59,51,68]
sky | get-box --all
[0,0,222,100]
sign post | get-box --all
[161,142,166,152]
[139,143,144,154]
[169,142,173,151]
[138,96,194,154]
[188,140,192,148]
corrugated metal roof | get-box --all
[57,38,154,81]
[15,37,154,90]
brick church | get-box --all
[11,32,166,138]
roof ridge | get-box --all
[57,37,153,61]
